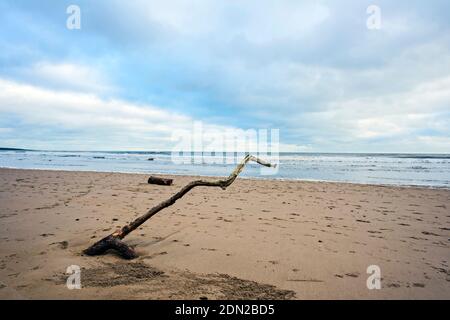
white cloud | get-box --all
[0,78,202,149]
[0,78,305,151]
[19,62,113,93]
[286,75,450,152]
[118,0,329,42]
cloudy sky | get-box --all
[0,0,449,152]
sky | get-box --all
[0,0,449,152]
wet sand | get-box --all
[0,168,449,299]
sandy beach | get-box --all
[0,168,449,299]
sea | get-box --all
[1,149,450,188]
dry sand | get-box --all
[0,168,449,299]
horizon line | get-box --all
[1,147,449,155]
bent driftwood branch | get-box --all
[83,154,276,259]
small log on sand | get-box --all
[83,154,276,259]
[148,176,173,186]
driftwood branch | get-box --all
[148,176,173,186]
[83,154,276,259]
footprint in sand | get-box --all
[49,240,68,249]
[387,283,401,288]
[345,272,360,278]
[40,233,55,237]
